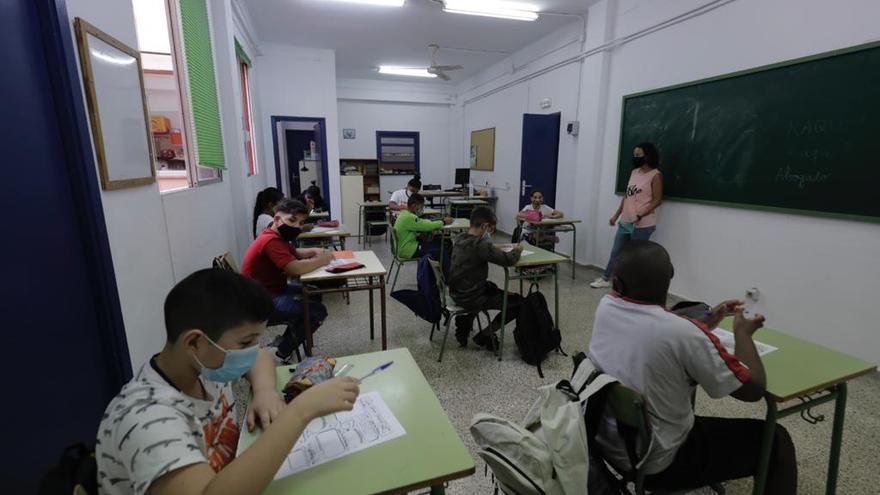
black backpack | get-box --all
[513,283,564,377]
[38,443,97,495]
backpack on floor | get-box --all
[514,283,564,377]
[470,355,619,495]
[38,443,97,495]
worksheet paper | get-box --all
[711,328,778,357]
[274,392,405,480]
[502,247,534,256]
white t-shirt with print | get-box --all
[96,359,241,495]
[520,204,555,233]
[256,213,274,236]
[588,293,750,474]
[389,189,410,207]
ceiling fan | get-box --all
[426,43,462,81]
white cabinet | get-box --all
[340,175,364,227]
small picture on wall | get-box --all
[343,128,356,139]
[470,145,478,168]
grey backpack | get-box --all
[470,357,618,495]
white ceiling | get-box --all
[241,0,596,83]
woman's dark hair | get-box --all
[252,187,284,237]
[299,182,327,210]
[636,142,659,168]
[407,174,422,190]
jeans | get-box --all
[455,282,523,334]
[271,283,328,357]
[601,226,656,280]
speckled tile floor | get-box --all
[242,235,880,494]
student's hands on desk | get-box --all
[733,306,766,336]
[442,216,454,225]
[247,389,286,432]
[701,299,743,329]
[293,377,361,420]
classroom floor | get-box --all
[243,234,880,495]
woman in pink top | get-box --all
[591,142,664,288]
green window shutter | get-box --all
[179,0,225,168]
[235,38,252,67]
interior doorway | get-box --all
[271,116,330,212]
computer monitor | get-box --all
[455,168,470,188]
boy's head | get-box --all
[612,240,674,305]
[530,190,545,208]
[164,269,274,367]
[407,192,425,212]
[272,198,309,241]
[469,206,497,237]
[407,175,422,195]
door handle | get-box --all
[521,180,534,196]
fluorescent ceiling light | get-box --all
[324,0,405,6]
[378,66,437,78]
[442,0,539,21]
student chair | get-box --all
[388,227,420,291]
[427,259,488,362]
[597,383,725,495]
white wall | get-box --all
[337,94,454,189]
[256,44,342,217]
[453,0,880,362]
[66,0,263,368]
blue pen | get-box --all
[357,361,393,383]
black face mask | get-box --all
[632,156,647,168]
[278,224,302,242]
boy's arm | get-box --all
[245,350,285,432]
[282,252,333,276]
[295,247,325,259]
[478,241,521,267]
[404,216,443,232]
[150,378,360,495]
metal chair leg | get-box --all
[438,313,453,362]
[391,261,402,291]
[430,321,437,341]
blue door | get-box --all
[519,113,562,208]
[1,1,130,491]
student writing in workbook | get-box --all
[393,192,453,261]
[591,142,663,288]
[96,268,359,495]
[241,199,333,362]
[588,240,796,494]
[448,207,523,351]
[516,189,562,246]
[388,175,422,212]
[252,187,284,238]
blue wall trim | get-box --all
[37,0,132,385]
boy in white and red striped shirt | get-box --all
[589,240,797,494]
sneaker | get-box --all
[455,326,470,348]
[473,331,499,352]
[589,277,610,289]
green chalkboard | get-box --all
[616,41,880,222]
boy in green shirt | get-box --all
[393,192,452,260]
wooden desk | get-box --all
[421,190,466,208]
[520,217,583,279]
[357,201,388,246]
[718,319,877,494]
[495,244,568,362]
[297,225,351,249]
[300,251,388,354]
[449,198,488,218]
[237,348,475,494]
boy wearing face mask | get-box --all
[393,192,453,261]
[96,269,360,495]
[448,207,523,351]
[241,199,333,362]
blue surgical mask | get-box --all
[192,335,259,383]
[481,229,493,242]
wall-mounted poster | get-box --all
[343,128,356,139]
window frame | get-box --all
[238,57,258,176]
[375,130,420,176]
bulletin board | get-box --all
[75,18,155,190]
[470,127,495,171]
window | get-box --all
[236,40,257,176]
[132,0,223,192]
[376,131,419,176]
